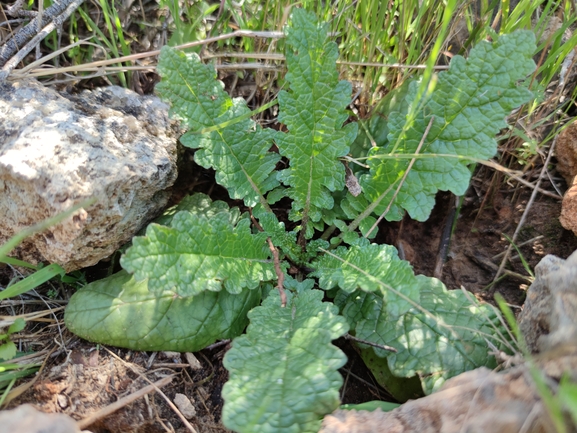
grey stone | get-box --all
[0,404,81,433]
[518,250,577,353]
[0,79,178,271]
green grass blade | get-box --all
[0,264,65,300]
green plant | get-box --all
[0,199,94,301]
[157,0,218,48]
[64,9,537,432]
[0,319,26,362]
[75,1,131,87]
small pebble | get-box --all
[57,394,68,409]
[174,393,196,419]
[185,353,202,370]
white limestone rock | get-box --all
[0,404,81,433]
[0,79,178,271]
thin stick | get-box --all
[339,367,384,393]
[491,235,544,260]
[365,116,434,238]
[493,137,557,282]
[3,346,57,407]
[203,52,449,70]
[76,375,174,430]
[266,238,287,307]
[339,60,448,70]
[203,52,285,60]
[0,0,84,80]
[6,32,451,82]
[205,339,230,350]
[469,251,533,284]
[433,194,459,279]
[35,0,43,61]
[250,212,286,307]
[0,0,75,66]
[16,62,282,80]
[345,334,397,353]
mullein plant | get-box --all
[66,9,536,432]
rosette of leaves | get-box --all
[65,9,535,433]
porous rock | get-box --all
[556,121,577,186]
[0,404,81,433]
[321,251,577,433]
[0,79,178,271]
[320,367,548,433]
[561,177,577,235]
[558,121,577,235]
[518,250,577,354]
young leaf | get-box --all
[311,238,420,316]
[253,205,328,265]
[253,205,300,263]
[342,276,506,394]
[222,290,348,433]
[0,341,16,362]
[65,271,261,352]
[360,31,536,221]
[7,318,25,335]
[121,202,275,296]
[157,47,280,207]
[276,9,358,229]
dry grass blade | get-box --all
[6,30,285,81]
[2,346,57,407]
[0,307,64,328]
[493,136,559,282]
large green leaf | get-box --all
[157,47,280,207]
[311,238,420,317]
[65,270,261,352]
[355,345,423,402]
[342,276,506,394]
[360,31,536,221]
[121,196,276,297]
[222,290,348,433]
[275,9,358,227]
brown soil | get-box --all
[10,339,231,433]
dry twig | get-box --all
[77,375,175,430]
[250,211,286,307]
[493,137,558,282]
[0,0,84,72]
